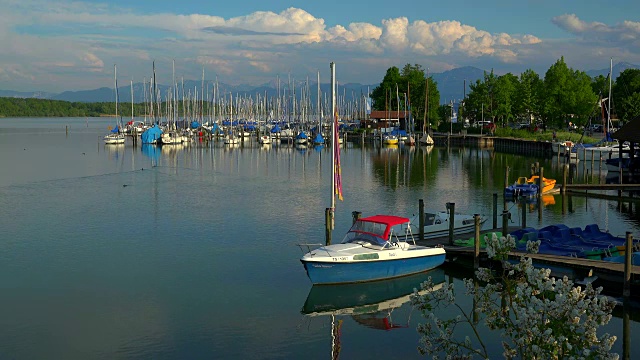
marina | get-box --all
[1,117,639,358]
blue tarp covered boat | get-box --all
[141,125,163,144]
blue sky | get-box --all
[1,0,639,92]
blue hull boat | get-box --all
[504,177,539,199]
[300,215,446,285]
[302,254,446,285]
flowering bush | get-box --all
[411,233,618,359]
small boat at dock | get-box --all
[299,215,446,285]
[409,208,485,240]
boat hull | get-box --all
[301,253,445,285]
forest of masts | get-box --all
[126,64,370,129]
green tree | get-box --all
[370,64,440,131]
[514,69,542,124]
[493,73,519,127]
[370,66,402,111]
[541,57,597,130]
[612,68,640,123]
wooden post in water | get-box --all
[502,209,509,237]
[474,214,481,270]
[418,199,425,241]
[538,167,544,220]
[325,208,333,245]
[521,197,527,228]
[65,125,68,136]
[503,167,509,236]
[623,232,633,298]
[447,202,455,245]
[493,193,498,229]
[504,166,510,193]
[351,211,361,225]
[562,164,568,194]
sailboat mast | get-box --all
[330,62,336,214]
[114,64,118,122]
[607,57,612,134]
[131,80,134,120]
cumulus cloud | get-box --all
[552,13,640,46]
[379,17,409,51]
[0,0,581,92]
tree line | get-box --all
[371,57,640,131]
[0,98,150,118]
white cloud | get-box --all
[552,13,640,46]
[379,17,409,51]
[2,1,637,93]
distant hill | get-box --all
[2,63,638,105]
[585,61,640,79]
[432,66,486,104]
[0,90,55,99]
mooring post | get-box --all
[624,232,633,298]
[502,209,509,237]
[538,167,544,220]
[351,211,361,225]
[562,164,568,194]
[521,197,527,228]
[419,199,425,241]
[325,208,333,246]
[447,202,455,246]
[538,167,544,198]
[492,193,498,229]
[474,214,481,270]
[504,166,510,193]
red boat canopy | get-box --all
[354,215,411,241]
[360,215,410,226]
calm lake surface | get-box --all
[0,117,638,359]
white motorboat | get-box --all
[299,215,446,285]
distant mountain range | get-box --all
[1,63,637,105]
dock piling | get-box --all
[447,202,455,245]
[325,208,332,245]
[419,199,425,241]
[624,232,633,298]
[474,214,481,270]
[351,211,361,225]
[493,193,498,229]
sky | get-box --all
[1,0,639,93]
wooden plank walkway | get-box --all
[416,227,640,279]
[444,246,640,276]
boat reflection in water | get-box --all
[302,268,445,318]
[302,268,445,357]
[302,268,445,356]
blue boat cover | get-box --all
[141,125,163,144]
[190,121,201,129]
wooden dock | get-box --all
[416,227,639,295]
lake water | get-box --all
[0,117,638,359]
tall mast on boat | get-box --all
[607,57,612,135]
[131,79,134,121]
[330,62,336,231]
[114,64,118,125]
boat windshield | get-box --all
[341,220,388,246]
[341,231,387,246]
